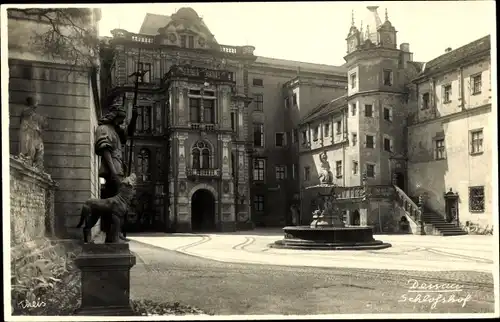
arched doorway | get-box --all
[191,189,216,232]
[350,210,360,226]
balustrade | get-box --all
[394,185,422,223]
[186,168,220,178]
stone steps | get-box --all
[411,198,468,236]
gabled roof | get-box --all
[300,95,348,124]
[417,35,490,79]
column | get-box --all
[221,135,232,179]
[177,133,187,179]
[221,88,231,129]
[178,87,186,125]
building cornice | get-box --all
[409,103,491,128]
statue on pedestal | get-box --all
[76,173,137,243]
[318,151,333,184]
[18,96,48,170]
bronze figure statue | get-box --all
[94,103,137,241]
[76,173,137,243]
[18,96,48,170]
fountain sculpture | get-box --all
[272,152,391,250]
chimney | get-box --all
[399,42,413,68]
[445,47,452,53]
[400,43,410,52]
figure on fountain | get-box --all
[318,151,333,184]
[18,96,48,170]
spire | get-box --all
[360,20,364,41]
[385,8,389,21]
[351,10,355,26]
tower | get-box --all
[343,6,409,187]
[346,10,361,54]
[377,8,397,48]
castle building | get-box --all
[298,6,492,232]
[102,8,347,233]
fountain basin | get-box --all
[271,226,392,250]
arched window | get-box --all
[191,141,211,169]
[137,148,151,181]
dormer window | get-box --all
[188,35,195,48]
[180,35,186,48]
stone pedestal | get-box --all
[74,243,136,316]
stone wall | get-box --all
[10,156,57,245]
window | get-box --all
[230,112,236,131]
[383,69,393,86]
[351,103,357,116]
[383,107,392,122]
[336,121,342,134]
[435,139,445,160]
[304,166,311,181]
[188,35,194,48]
[253,158,265,181]
[422,93,430,110]
[312,127,319,141]
[275,132,286,147]
[470,130,483,154]
[203,99,215,123]
[335,161,342,178]
[253,123,264,147]
[350,73,357,88]
[253,94,263,111]
[292,129,298,144]
[324,123,330,137]
[365,135,375,148]
[189,98,201,123]
[469,186,485,212]
[180,35,186,48]
[352,161,359,175]
[301,130,308,145]
[472,74,482,95]
[254,195,265,212]
[292,93,297,105]
[137,63,152,83]
[253,78,263,86]
[364,104,373,117]
[384,137,392,152]
[136,106,152,133]
[352,133,357,146]
[275,165,286,180]
[192,141,211,169]
[443,84,452,103]
[366,164,375,178]
[137,148,151,182]
[284,97,290,109]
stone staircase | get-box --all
[410,197,468,236]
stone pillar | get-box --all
[74,244,136,316]
[221,135,231,179]
[221,88,231,129]
[177,133,187,178]
[178,87,186,125]
[359,208,368,226]
[418,195,425,235]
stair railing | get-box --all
[393,185,422,224]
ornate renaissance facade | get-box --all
[101,8,347,232]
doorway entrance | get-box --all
[350,210,360,226]
[191,189,216,231]
[394,172,405,191]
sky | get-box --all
[100,1,492,66]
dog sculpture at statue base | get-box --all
[76,173,137,243]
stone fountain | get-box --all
[272,152,391,250]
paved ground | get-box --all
[128,230,497,315]
[128,229,496,272]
